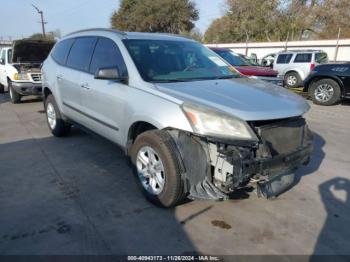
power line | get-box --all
[32,4,47,36]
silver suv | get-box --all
[41,29,313,207]
[273,50,329,88]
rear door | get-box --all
[79,37,129,144]
[273,53,293,75]
[292,53,312,78]
[60,37,97,122]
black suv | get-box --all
[304,63,350,106]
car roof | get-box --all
[64,28,195,42]
[278,49,324,54]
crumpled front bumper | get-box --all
[168,116,314,201]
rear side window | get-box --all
[66,37,97,71]
[294,53,312,63]
[89,38,127,76]
[276,54,293,64]
[51,38,75,65]
[315,52,329,64]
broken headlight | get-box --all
[182,103,258,141]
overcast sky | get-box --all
[0,0,226,40]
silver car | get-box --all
[273,50,329,88]
[41,28,313,207]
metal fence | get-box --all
[206,39,350,62]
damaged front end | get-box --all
[168,116,313,200]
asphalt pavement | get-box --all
[0,93,349,256]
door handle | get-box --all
[56,75,63,81]
[81,83,90,90]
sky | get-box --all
[0,0,226,40]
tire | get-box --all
[130,130,186,208]
[8,81,21,104]
[309,78,341,106]
[44,94,71,136]
[284,72,301,88]
[0,84,4,94]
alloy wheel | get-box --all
[46,102,57,130]
[287,75,297,86]
[136,146,165,195]
[314,84,334,103]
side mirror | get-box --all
[0,58,4,65]
[94,67,127,82]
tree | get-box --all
[313,0,350,39]
[28,29,61,41]
[204,0,280,43]
[204,0,350,43]
[111,0,199,34]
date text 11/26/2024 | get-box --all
[127,256,220,261]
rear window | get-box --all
[294,53,312,63]
[66,37,97,72]
[276,54,293,64]
[315,52,329,64]
[51,38,75,65]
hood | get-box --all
[155,78,310,121]
[235,66,278,77]
[11,39,55,63]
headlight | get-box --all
[14,73,29,80]
[182,103,258,141]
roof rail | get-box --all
[65,28,126,37]
[279,49,323,53]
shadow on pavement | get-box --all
[312,177,350,258]
[0,132,198,255]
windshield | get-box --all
[123,40,240,82]
[213,49,254,66]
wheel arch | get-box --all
[43,86,52,100]
[303,76,344,94]
[126,121,159,155]
[285,70,303,80]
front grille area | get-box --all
[254,117,307,156]
[31,73,41,82]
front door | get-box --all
[79,37,129,145]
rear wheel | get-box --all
[130,130,186,208]
[284,72,301,88]
[309,79,341,106]
[0,84,4,94]
[45,94,71,136]
[9,81,21,104]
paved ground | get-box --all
[0,93,349,256]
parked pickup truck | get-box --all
[0,39,54,103]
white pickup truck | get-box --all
[0,39,54,103]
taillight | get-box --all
[310,63,315,70]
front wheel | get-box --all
[45,94,71,136]
[130,130,186,208]
[9,81,21,104]
[309,79,341,106]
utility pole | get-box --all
[32,4,47,37]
